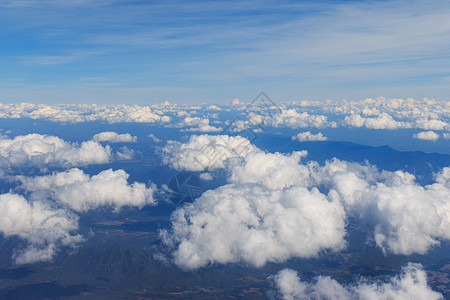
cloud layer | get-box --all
[0,103,171,123]
[0,98,448,136]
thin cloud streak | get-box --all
[1,0,450,103]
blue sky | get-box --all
[1,0,450,104]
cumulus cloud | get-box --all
[231,98,240,105]
[0,133,111,168]
[228,151,309,190]
[199,172,214,181]
[162,134,258,171]
[322,97,449,131]
[92,131,137,143]
[436,167,450,186]
[161,183,346,270]
[309,159,450,255]
[163,135,450,261]
[207,105,221,111]
[178,116,222,132]
[148,133,162,143]
[292,131,327,142]
[344,113,412,129]
[413,131,440,141]
[115,146,136,160]
[415,119,449,131]
[17,168,156,212]
[272,263,442,300]
[266,109,329,128]
[0,193,83,264]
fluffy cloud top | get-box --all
[17,168,156,212]
[292,131,327,142]
[265,109,329,128]
[309,160,450,255]
[437,167,450,186]
[344,113,412,129]
[0,134,111,168]
[0,193,83,264]
[162,135,450,267]
[92,131,137,143]
[163,134,258,171]
[1,167,157,265]
[228,151,309,190]
[272,263,442,300]
[161,183,346,270]
[413,131,440,141]
[415,119,449,131]
[177,117,222,132]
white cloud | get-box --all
[354,179,450,255]
[228,150,309,190]
[266,109,329,128]
[344,113,412,129]
[292,131,327,142]
[413,131,440,141]
[207,105,221,111]
[0,193,83,264]
[272,268,349,300]
[0,133,111,168]
[443,133,450,139]
[311,160,450,255]
[0,103,172,123]
[199,172,214,181]
[415,119,449,131]
[178,116,223,132]
[232,98,240,105]
[115,146,136,160]
[148,133,162,142]
[92,131,137,143]
[272,263,442,300]
[324,97,449,131]
[161,183,346,270]
[182,124,223,132]
[163,134,450,257]
[162,134,258,171]
[1,98,448,136]
[17,168,156,212]
[436,167,450,186]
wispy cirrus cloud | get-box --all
[2,0,450,103]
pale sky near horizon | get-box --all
[1,0,450,104]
